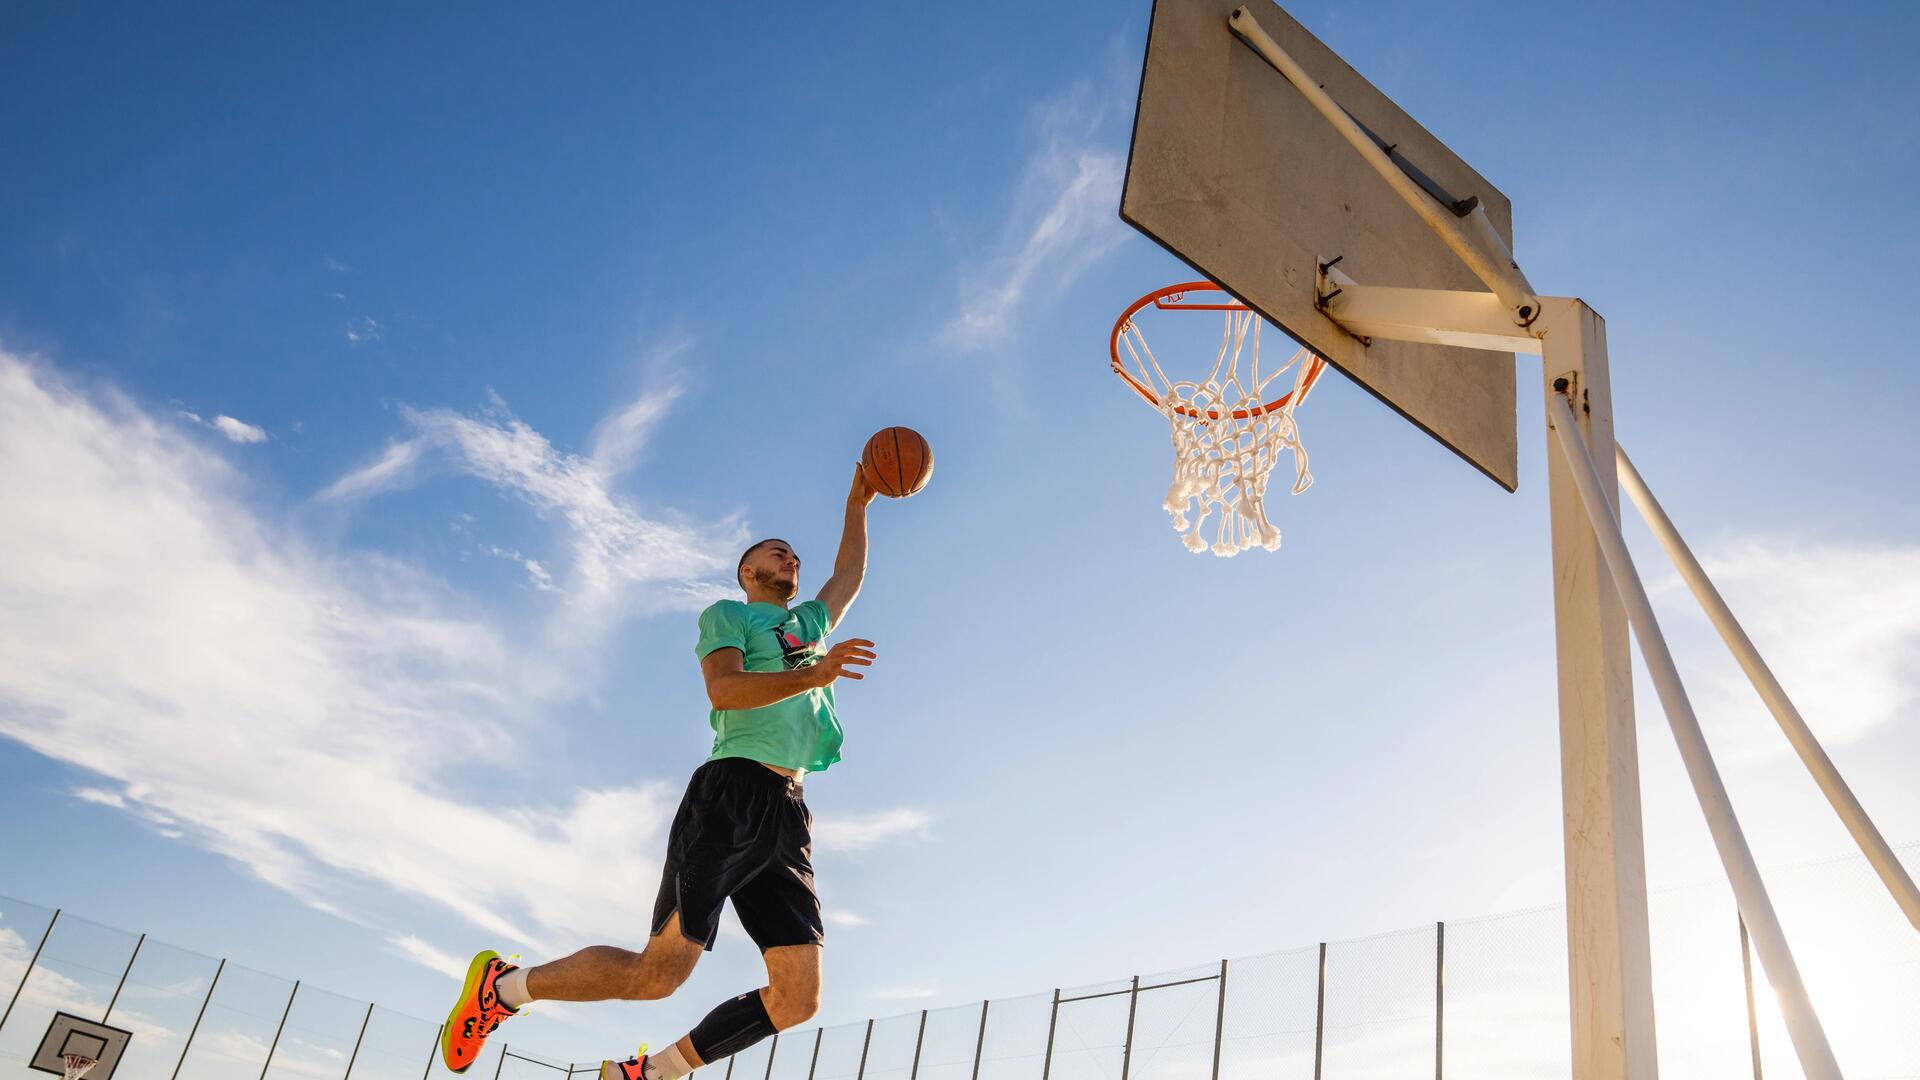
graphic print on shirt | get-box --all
[774,621,823,670]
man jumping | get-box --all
[442,465,883,1080]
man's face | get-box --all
[741,541,800,600]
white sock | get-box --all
[496,967,533,1010]
[643,1043,693,1080]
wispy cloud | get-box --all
[824,910,869,928]
[319,439,425,501]
[211,415,267,444]
[389,933,469,980]
[814,808,933,852]
[1652,538,1920,758]
[942,84,1128,347]
[346,317,382,345]
[323,257,352,273]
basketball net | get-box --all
[1113,297,1324,555]
[62,1055,99,1080]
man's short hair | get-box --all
[738,538,793,579]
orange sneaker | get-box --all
[441,950,517,1073]
[601,1045,651,1080]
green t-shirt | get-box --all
[694,598,844,773]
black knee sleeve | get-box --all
[688,990,778,1063]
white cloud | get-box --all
[942,85,1128,347]
[324,257,352,273]
[389,933,469,980]
[211,415,267,444]
[824,911,869,928]
[318,439,425,502]
[1650,539,1920,757]
[71,786,127,808]
[346,317,382,345]
[813,808,933,852]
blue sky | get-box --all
[2,0,1918,1068]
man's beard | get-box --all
[751,567,799,600]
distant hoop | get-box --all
[1108,282,1327,419]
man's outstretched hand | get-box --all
[811,638,876,686]
[849,462,878,507]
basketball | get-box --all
[860,427,934,498]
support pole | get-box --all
[1210,960,1228,1080]
[908,1011,927,1080]
[0,909,58,1032]
[345,1004,375,1080]
[1040,991,1059,1080]
[1546,389,1839,1079]
[1120,976,1140,1080]
[969,1000,989,1080]
[855,1020,873,1080]
[1616,444,1920,933]
[808,1029,824,1080]
[764,1034,779,1080]
[1312,945,1326,1080]
[263,981,301,1080]
[170,959,224,1080]
[104,933,145,1020]
[1740,919,1764,1080]
[1434,922,1445,1080]
[1538,300,1658,1080]
[488,1043,506,1080]
[423,1024,442,1080]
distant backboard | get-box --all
[1121,0,1519,489]
[30,1013,132,1080]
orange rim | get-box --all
[1109,282,1327,420]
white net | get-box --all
[62,1055,99,1080]
[1115,303,1322,556]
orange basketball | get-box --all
[861,427,934,498]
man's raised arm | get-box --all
[700,643,874,710]
[815,463,877,628]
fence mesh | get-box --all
[5,842,1918,1080]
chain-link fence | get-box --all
[6,843,1916,1080]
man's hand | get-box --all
[809,638,876,686]
[849,462,878,507]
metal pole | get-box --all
[170,958,225,1080]
[1434,923,1445,1080]
[908,1011,928,1080]
[764,1033,779,1080]
[969,1000,989,1080]
[806,1029,823,1080]
[1119,976,1140,1080]
[424,1024,443,1080]
[1312,945,1326,1080]
[724,1054,735,1080]
[1617,444,1920,934]
[854,1019,873,1080]
[1548,390,1839,1079]
[489,1043,508,1080]
[262,981,301,1080]
[1741,919,1764,1080]
[0,909,58,1031]
[1040,990,1060,1080]
[1209,961,1228,1080]
[104,933,145,1020]
[345,1004,376,1080]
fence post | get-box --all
[1210,960,1228,1080]
[764,1034,779,1080]
[807,1028,824,1080]
[1120,976,1141,1080]
[1312,944,1327,1080]
[345,1003,376,1080]
[1434,922,1445,1080]
[490,1045,508,1080]
[104,933,145,1020]
[969,1000,989,1080]
[855,1019,873,1080]
[908,1010,928,1080]
[423,1023,443,1080]
[0,909,59,1031]
[1040,990,1060,1080]
[1741,917,1764,1080]
[170,958,224,1080]
[262,981,302,1080]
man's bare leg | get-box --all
[512,913,704,1004]
[674,944,821,1071]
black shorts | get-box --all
[651,757,823,952]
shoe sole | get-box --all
[442,950,502,1074]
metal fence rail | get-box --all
[5,842,1916,1080]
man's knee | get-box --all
[762,978,820,1029]
[626,947,697,1000]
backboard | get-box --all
[1120,0,1519,489]
[30,1014,132,1080]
